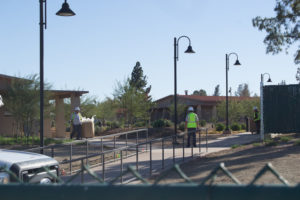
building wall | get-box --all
[152,96,218,122]
[201,105,214,121]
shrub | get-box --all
[106,121,111,127]
[252,142,261,147]
[216,123,225,131]
[179,122,185,131]
[111,121,120,129]
[264,139,278,146]
[280,136,292,142]
[231,144,242,149]
[294,139,300,146]
[94,125,102,135]
[230,123,241,131]
[200,120,206,127]
[151,119,165,128]
[134,121,146,127]
[241,123,246,130]
[164,119,173,127]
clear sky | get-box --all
[0,0,298,101]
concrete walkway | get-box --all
[62,132,260,184]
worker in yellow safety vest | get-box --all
[70,107,83,140]
[185,106,199,147]
[253,106,260,134]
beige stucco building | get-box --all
[0,74,88,138]
[152,94,253,122]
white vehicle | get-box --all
[0,149,59,184]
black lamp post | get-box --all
[173,36,195,143]
[39,0,75,153]
[224,53,241,134]
[260,73,272,141]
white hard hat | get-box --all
[253,106,258,110]
[74,107,80,111]
[188,106,194,112]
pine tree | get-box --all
[235,84,250,97]
[129,62,148,91]
[213,85,220,96]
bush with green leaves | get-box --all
[241,123,246,130]
[264,139,278,146]
[230,123,241,131]
[151,119,165,128]
[94,125,102,135]
[106,121,111,127]
[280,136,292,143]
[217,99,260,123]
[134,121,146,127]
[216,123,225,131]
[164,119,173,127]
[0,136,70,146]
[111,121,120,129]
[200,120,206,127]
[179,122,185,131]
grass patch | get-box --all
[231,144,242,149]
[279,136,293,143]
[252,142,262,147]
[294,139,300,146]
[264,139,279,146]
[0,136,72,146]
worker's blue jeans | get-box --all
[71,124,82,139]
[187,128,196,147]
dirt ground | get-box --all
[153,139,300,185]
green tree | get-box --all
[297,68,300,82]
[252,0,300,80]
[2,74,52,137]
[217,98,260,123]
[192,90,200,95]
[235,83,250,97]
[129,61,149,91]
[279,80,287,85]
[114,79,153,126]
[80,96,98,118]
[96,97,119,123]
[168,103,186,123]
[213,85,220,96]
[193,89,207,96]
[199,89,207,96]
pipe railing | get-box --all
[60,128,208,183]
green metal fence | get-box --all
[1,162,300,200]
[264,84,300,133]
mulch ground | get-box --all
[151,140,300,185]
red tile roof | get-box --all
[155,95,256,103]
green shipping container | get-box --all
[264,84,300,133]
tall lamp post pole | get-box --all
[39,0,75,154]
[224,52,241,134]
[173,36,195,143]
[260,73,272,141]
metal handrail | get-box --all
[61,128,208,182]
[27,128,148,151]
[61,128,205,164]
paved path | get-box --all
[62,132,260,184]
